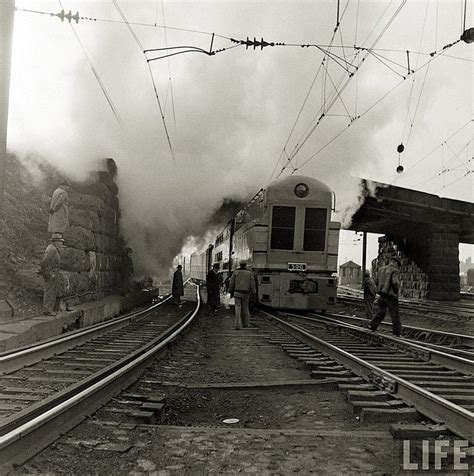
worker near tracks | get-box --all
[48,182,70,237]
[229,260,256,330]
[363,269,377,320]
[39,234,64,316]
[172,264,184,305]
[206,263,221,316]
[369,256,402,337]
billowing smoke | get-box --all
[7,1,469,277]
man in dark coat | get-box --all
[172,264,184,305]
[369,256,402,336]
[206,263,221,315]
[363,269,377,320]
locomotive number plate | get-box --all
[288,262,307,272]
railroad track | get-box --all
[337,292,474,320]
[259,309,473,442]
[303,311,474,359]
[0,284,201,472]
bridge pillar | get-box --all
[425,226,460,301]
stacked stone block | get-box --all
[377,229,460,301]
[59,170,123,307]
[377,236,428,300]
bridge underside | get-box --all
[348,181,474,301]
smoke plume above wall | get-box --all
[7,1,469,277]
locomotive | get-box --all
[190,175,340,311]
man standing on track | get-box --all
[229,260,256,330]
[206,263,221,316]
[369,256,402,337]
[172,264,184,306]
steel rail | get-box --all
[337,292,474,316]
[282,311,473,375]
[260,309,473,442]
[0,285,201,471]
[311,311,474,348]
[0,295,172,374]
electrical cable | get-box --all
[146,61,176,162]
[276,1,407,178]
[161,0,177,128]
[405,120,472,172]
[111,0,175,161]
[56,0,124,129]
[16,6,232,40]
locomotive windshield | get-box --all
[271,206,295,250]
[303,208,327,251]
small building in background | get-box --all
[339,260,362,287]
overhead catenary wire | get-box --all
[146,61,175,162]
[275,0,408,179]
[56,0,124,129]
[399,0,431,159]
[294,29,462,177]
[160,0,177,127]
[16,6,232,40]
[111,0,175,161]
[405,119,473,173]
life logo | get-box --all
[403,440,471,471]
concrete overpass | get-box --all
[349,180,474,301]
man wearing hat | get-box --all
[228,260,256,330]
[369,255,402,336]
[172,264,184,305]
[206,263,222,315]
[39,234,64,315]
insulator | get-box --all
[461,28,474,43]
[397,143,405,153]
[396,165,404,174]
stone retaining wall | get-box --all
[56,164,126,308]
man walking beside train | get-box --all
[369,256,402,337]
[229,260,256,330]
[206,263,222,316]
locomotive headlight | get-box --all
[294,183,309,198]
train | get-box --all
[189,175,340,311]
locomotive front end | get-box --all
[259,175,340,311]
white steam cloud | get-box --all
[7,1,471,277]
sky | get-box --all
[5,0,474,275]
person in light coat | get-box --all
[369,256,402,336]
[48,183,70,236]
[39,234,64,315]
[228,260,256,329]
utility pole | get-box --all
[0,1,15,215]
